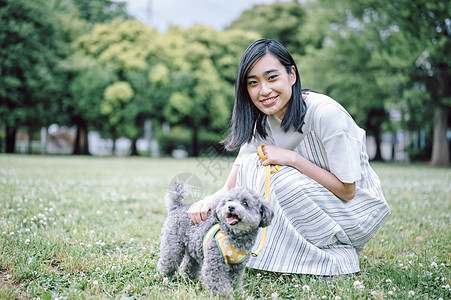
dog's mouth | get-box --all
[226,213,241,226]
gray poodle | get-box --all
[157,181,273,297]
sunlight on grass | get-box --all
[0,155,450,299]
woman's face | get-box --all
[246,53,296,119]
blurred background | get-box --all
[0,0,449,166]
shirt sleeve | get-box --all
[314,103,363,183]
[233,143,258,166]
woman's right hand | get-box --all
[188,165,239,224]
[187,194,216,224]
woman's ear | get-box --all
[259,202,274,228]
[290,65,296,86]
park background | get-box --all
[1,0,450,299]
[1,0,449,166]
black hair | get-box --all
[222,39,307,151]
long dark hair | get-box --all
[222,39,307,151]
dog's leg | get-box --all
[201,246,234,298]
[230,264,246,293]
[180,252,200,281]
[157,228,186,276]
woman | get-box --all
[188,39,390,275]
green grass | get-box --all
[0,155,450,299]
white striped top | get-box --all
[234,93,390,275]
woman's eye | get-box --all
[247,80,257,86]
[268,74,278,80]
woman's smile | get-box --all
[261,96,278,106]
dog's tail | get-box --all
[164,181,188,211]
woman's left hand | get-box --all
[258,145,297,167]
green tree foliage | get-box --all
[159,25,259,155]
[0,0,64,153]
[317,0,450,165]
[227,0,307,55]
[71,0,128,24]
[301,15,390,161]
[56,0,130,155]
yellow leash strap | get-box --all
[252,145,279,257]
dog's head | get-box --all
[213,187,273,232]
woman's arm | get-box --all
[187,164,240,224]
[260,145,356,201]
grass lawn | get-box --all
[0,154,450,299]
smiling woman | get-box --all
[187,39,391,276]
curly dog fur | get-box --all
[157,181,273,297]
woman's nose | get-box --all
[259,82,271,96]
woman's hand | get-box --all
[258,145,297,167]
[187,195,215,224]
[188,165,240,224]
[259,145,356,201]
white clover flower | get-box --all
[162,277,169,285]
[385,278,392,283]
[353,280,365,291]
[408,290,415,297]
[256,273,262,280]
[302,285,310,292]
[431,262,438,268]
[271,292,279,299]
[335,296,341,300]
[388,291,393,296]
[25,239,30,244]
[93,280,99,285]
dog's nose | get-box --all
[228,205,235,212]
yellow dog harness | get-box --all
[202,224,248,264]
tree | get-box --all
[318,0,450,166]
[56,0,130,155]
[227,0,307,55]
[0,0,64,153]
[63,58,116,155]
[300,17,391,161]
[160,26,259,156]
[75,19,160,155]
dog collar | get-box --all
[203,224,248,264]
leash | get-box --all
[252,145,279,257]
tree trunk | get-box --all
[192,126,199,157]
[430,104,449,166]
[373,127,383,161]
[73,119,90,155]
[28,127,34,154]
[130,138,138,156]
[431,63,450,167]
[5,126,16,153]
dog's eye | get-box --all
[242,201,248,207]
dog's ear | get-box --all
[210,197,221,222]
[259,201,274,228]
